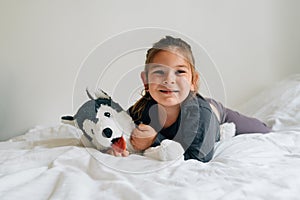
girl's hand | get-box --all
[130,124,157,151]
[106,148,129,157]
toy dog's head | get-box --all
[61,89,135,152]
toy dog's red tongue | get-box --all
[111,136,126,153]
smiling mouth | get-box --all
[159,90,179,94]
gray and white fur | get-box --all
[61,89,185,161]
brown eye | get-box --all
[153,70,164,75]
[104,112,111,118]
[176,70,186,75]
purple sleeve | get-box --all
[224,108,272,134]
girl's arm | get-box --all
[182,107,219,162]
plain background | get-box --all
[1,0,299,141]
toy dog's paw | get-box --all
[160,140,184,161]
[220,122,236,140]
[144,140,184,161]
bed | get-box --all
[1,75,300,200]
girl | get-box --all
[128,36,271,162]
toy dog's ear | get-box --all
[61,115,76,126]
[95,89,111,100]
[86,88,94,100]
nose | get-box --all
[163,71,175,84]
[102,128,112,138]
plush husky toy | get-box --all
[61,89,185,161]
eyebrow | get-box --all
[149,64,189,69]
[176,65,189,69]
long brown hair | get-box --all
[131,36,199,121]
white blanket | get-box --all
[1,75,300,200]
[1,124,300,200]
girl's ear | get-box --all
[191,72,199,92]
[141,71,148,89]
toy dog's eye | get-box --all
[104,112,111,118]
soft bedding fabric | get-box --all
[1,124,300,200]
[1,74,300,200]
[238,74,300,131]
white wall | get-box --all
[0,0,299,140]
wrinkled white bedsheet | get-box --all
[0,123,300,200]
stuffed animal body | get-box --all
[61,89,185,161]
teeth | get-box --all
[160,90,178,92]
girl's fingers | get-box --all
[106,148,129,157]
[106,148,114,155]
[130,136,142,151]
[132,127,146,138]
[113,151,122,157]
[122,150,129,157]
[137,123,150,131]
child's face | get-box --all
[142,50,196,108]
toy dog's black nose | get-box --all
[102,128,112,138]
